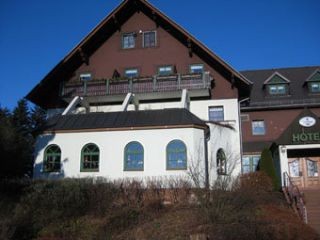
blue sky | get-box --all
[0,0,319,110]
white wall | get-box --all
[42,97,242,184]
[34,127,206,182]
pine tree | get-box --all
[30,105,46,138]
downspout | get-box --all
[238,97,250,173]
[204,126,210,189]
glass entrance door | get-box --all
[288,157,320,188]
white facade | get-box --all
[34,98,242,185]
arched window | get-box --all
[43,144,61,172]
[124,142,144,171]
[217,148,227,175]
[166,140,187,170]
[81,143,99,172]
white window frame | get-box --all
[142,31,157,48]
[252,120,266,135]
[208,106,224,122]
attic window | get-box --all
[308,82,320,93]
[306,71,320,93]
[122,32,136,49]
[79,73,92,81]
[143,31,156,48]
[264,73,290,96]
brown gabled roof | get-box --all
[240,66,320,111]
[26,0,251,109]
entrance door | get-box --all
[288,157,320,188]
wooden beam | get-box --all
[187,39,193,57]
[231,74,235,89]
[113,15,121,32]
[79,48,89,65]
[152,11,159,28]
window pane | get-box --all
[143,31,156,48]
[242,156,250,166]
[44,145,61,172]
[252,120,265,135]
[190,64,204,74]
[217,149,226,175]
[125,69,138,78]
[80,73,92,81]
[158,65,173,76]
[307,159,318,177]
[209,106,224,121]
[125,142,144,170]
[268,84,287,95]
[81,144,99,171]
[289,160,300,177]
[122,33,135,49]
[167,140,187,170]
[310,82,320,93]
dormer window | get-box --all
[306,70,320,93]
[122,32,136,49]
[263,72,290,96]
[268,84,287,95]
[143,31,156,48]
[79,73,92,81]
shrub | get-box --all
[259,148,280,190]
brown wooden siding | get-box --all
[67,12,237,99]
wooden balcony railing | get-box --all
[61,72,212,98]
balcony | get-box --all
[61,72,212,103]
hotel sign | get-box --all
[299,116,316,128]
[292,132,320,143]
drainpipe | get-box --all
[238,97,250,173]
[204,127,210,189]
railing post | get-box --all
[202,72,208,88]
[153,75,157,91]
[129,79,133,92]
[83,81,87,95]
[106,79,110,95]
[177,74,181,90]
[60,82,64,97]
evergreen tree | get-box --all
[259,148,280,190]
[0,99,47,178]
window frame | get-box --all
[306,159,318,177]
[166,140,187,170]
[158,65,174,76]
[267,84,288,95]
[124,68,139,78]
[208,106,224,122]
[189,64,204,74]
[242,155,260,174]
[122,32,136,49]
[79,72,92,81]
[217,148,227,175]
[43,144,61,173]
[252,120,266,136]
[124,141,144,171]
[308,82,320,93]
[142,30,157,48]
[289,159,300,177]
[80,143,100,172]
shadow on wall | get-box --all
[33,133,66,179]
